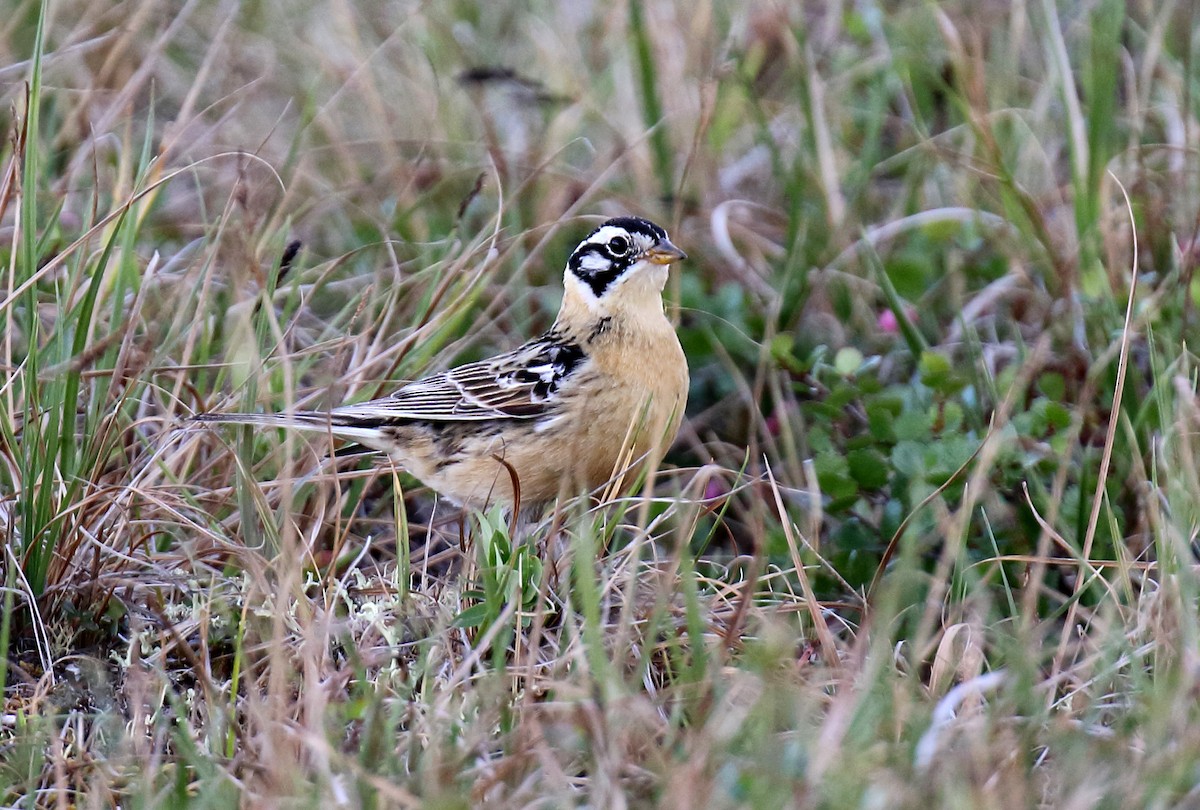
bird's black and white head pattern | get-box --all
[567,217,674,298]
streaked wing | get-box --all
[330,333,586,423]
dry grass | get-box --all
[2,0,1200,806]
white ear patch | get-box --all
[578,252,612,274]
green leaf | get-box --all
[919,351,966,395]
[807,425,834,454]
[866,403,897,443]
[452,603,491,629]
[826,383,858,409]
[834,347,864,376]
[926,436,977,483]
[886,256,933,300]
[893,409,932,442]
[891,441,926,477]
[1038,372,1066,401]
[847,447,890,490]
[771,333,805,373]
[918,350,951,381]
[813,452,858,501]
[1028,397,1072,436]
[941,401,964,432]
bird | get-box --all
[194,216,689,514]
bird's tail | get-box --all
[191,410,391,449]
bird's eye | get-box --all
[607,235,630,257]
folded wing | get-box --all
[330,332,586,424]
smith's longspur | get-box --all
[195,216,689,512]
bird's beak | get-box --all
[645,238,687,265]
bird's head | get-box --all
[563,217,686,313]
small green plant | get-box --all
[455,507,548,640]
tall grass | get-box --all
[1,0,1199,806]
